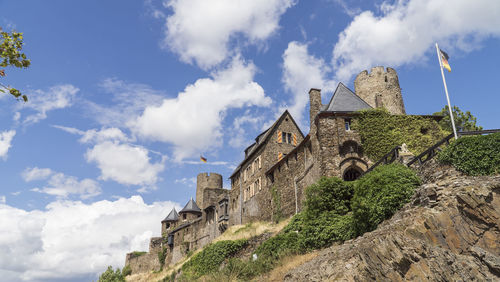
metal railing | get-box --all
[361,146,401,176]
[407,129,500,167]
[363,129,500,175]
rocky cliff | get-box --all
[285,160,500,281]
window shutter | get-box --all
[293,133,297,146]
[278,152,283,161]
[277,130,282,143]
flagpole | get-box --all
[435,43,458,140]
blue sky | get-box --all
[1,0,499,280]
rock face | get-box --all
[285,160,500,281]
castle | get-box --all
[125,66,408,273]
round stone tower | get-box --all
[196,172,223,209]
[354,66,406,114]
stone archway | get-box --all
[343,167,362,181]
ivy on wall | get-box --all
[270,185,282,223]
[352,108,449,160]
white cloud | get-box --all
[332,0,500,82]
[23,167,101,199]
[163,0,296,68]
[31,173,101,200]
[85,141,165,187]
[0,195,5,204]
[22,167,53,182]
[0,196,179,281]
[130,57,272,161]
[0,130,15,160]
[85,78,165,128]
[52,125,132,144]
[282,42,335,127]
[174,177,197,188]
[228,113,264,148]
[20,84,79,124]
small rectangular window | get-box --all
[287,133,292,144]
[345,119,351,131]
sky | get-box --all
[0,0,499,280]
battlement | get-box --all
[196,172,223,210]
[356,66,397,78]
[354,66,405,115]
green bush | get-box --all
[352,164,421,235]
[352,108,448,160]
[98,266,125,282]
[303,177,354,218]
[438,133,500,176]
[121,264,131,276]
[181,239,248,279]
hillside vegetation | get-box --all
[438,132,500,175]
[168,164,420,281]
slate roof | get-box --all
[161,208,179,223]
[179,197,202,214]
[229,110,304,178]
[323,83,372,113]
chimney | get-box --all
[309,88,322,128]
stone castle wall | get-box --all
[125,66,407,276]
[354,66,405,115]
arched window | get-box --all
[343,167,362,181]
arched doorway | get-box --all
[343,167,361,181]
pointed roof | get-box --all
[230,110,304,178]
[323,83,372,113]
[161,208,179,223]
[179,197,202,214]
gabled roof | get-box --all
[161,208,179,223]
[179,197,202,214]
[229,110,304,178]
[323,83,372,113]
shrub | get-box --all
[121,264,131,277]
[303,177,354,218]
[438,133,500,176]
[98,266,125,282]
[352,164,421,235]
[352,108,448,160]
[181,239,248,279]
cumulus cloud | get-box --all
[228,113,264,148]
[0,196,179,281]
[332,0,500,81]
[0,195,5,204]
[20,84,78,125]
[23,167,101,199]
[21,167,53,182]
[130,57,272,161]
[85,78,165,128]
[86,141,165,188]
[163,0,296,68]
[0,130,15,160]
[282,42,335,127]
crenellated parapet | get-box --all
[354,66,405,115]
